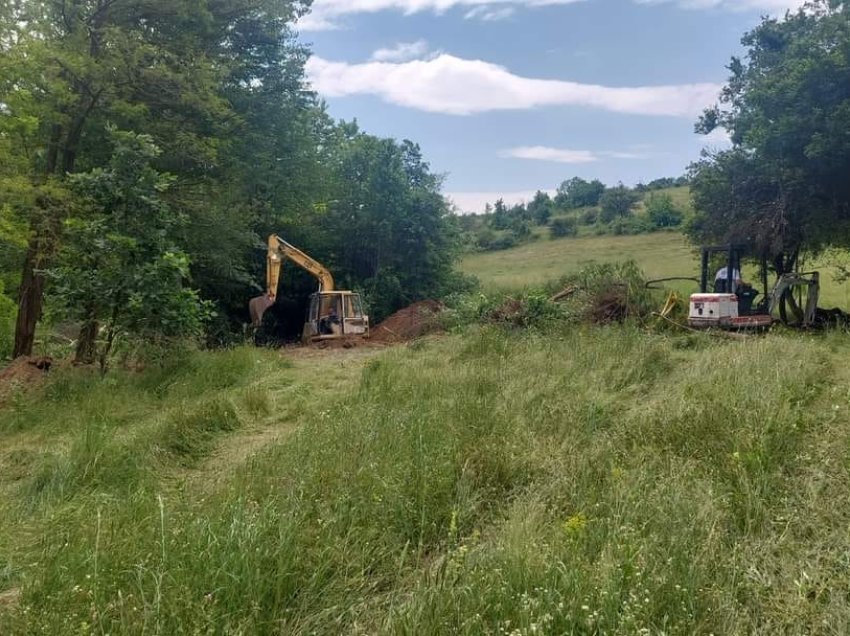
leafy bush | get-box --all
[549,217,577,238]
[478,232,518,251]
[646,193,684,228]
[609,214,653,235]
[579,208,599,225]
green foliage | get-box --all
[609,214,654,236]
[49,131,211,365]
[555,177,606,209]
[645,192,684,228]
[0,280,14,359]
[526,191,554,225]
[0,2,464,345]
[599,185,640,223]
[691,1,850,268]
[579,207,599,225]
[549,216,578,238]
[316,135,460,322]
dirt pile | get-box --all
[370,300,444,343]
[0,356,53,405]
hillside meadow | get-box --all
[2,325,850,634]
[461,231,850,310]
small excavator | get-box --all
[650,244,821,330]
[249,235,369,343]
[686,245,820,330]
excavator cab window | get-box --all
[344,294,364,319]
[316,294,342,335]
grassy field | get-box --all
[2,328,850,633]
[462,232,696,291]
[462,231,850,309]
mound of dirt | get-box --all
[370,300,444,343]
[0,356,53,405]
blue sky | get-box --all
[298,0,801,212]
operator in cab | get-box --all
[714,265,744,293]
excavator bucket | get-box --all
[249,294,275,327]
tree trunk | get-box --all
[74,317,99,365]
[12,239,47,358]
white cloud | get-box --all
[501,145,655,163]
[464,5,517,19]
[370,40,431,62]
[500,146,598,163]
[306,54,721,117]
[635,0,806,12]
[299,0,582,30]
[446,189,556,214]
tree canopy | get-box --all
[0,0,462,359]
[689,0,850,272]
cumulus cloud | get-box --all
[370,40,432,62]
[299,0,582,30]
[446,189,557,214]
[501,145,654,163]
[306,54,721,117]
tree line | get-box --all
[0,1,463,363]
[459,177,689,251]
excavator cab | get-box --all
[303,291,369,342]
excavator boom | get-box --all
[250,235,336,327]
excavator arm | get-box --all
[249,235,336,327]
[264,235,335,299]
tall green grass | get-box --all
[1,330,849,634]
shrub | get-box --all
[646,193,684,228]
[580,208,598,225]
[549,217,577,238]
[609,215,653,235]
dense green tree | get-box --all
[527,191,554,225]
[0,0,312,356]
[50,130,210,368]
[599,185,640,224]
[490,199,511,230]
[320,133,459,321]
[690,0,850,272]
[555,177,606,209]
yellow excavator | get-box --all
[249,235,369,343]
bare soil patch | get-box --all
[370,300,444,343]
[0,357,53,406]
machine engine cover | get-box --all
[688,293,739,327]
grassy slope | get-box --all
[462,231,850,308]
[2,330,850,634]
[462,232,697,291]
